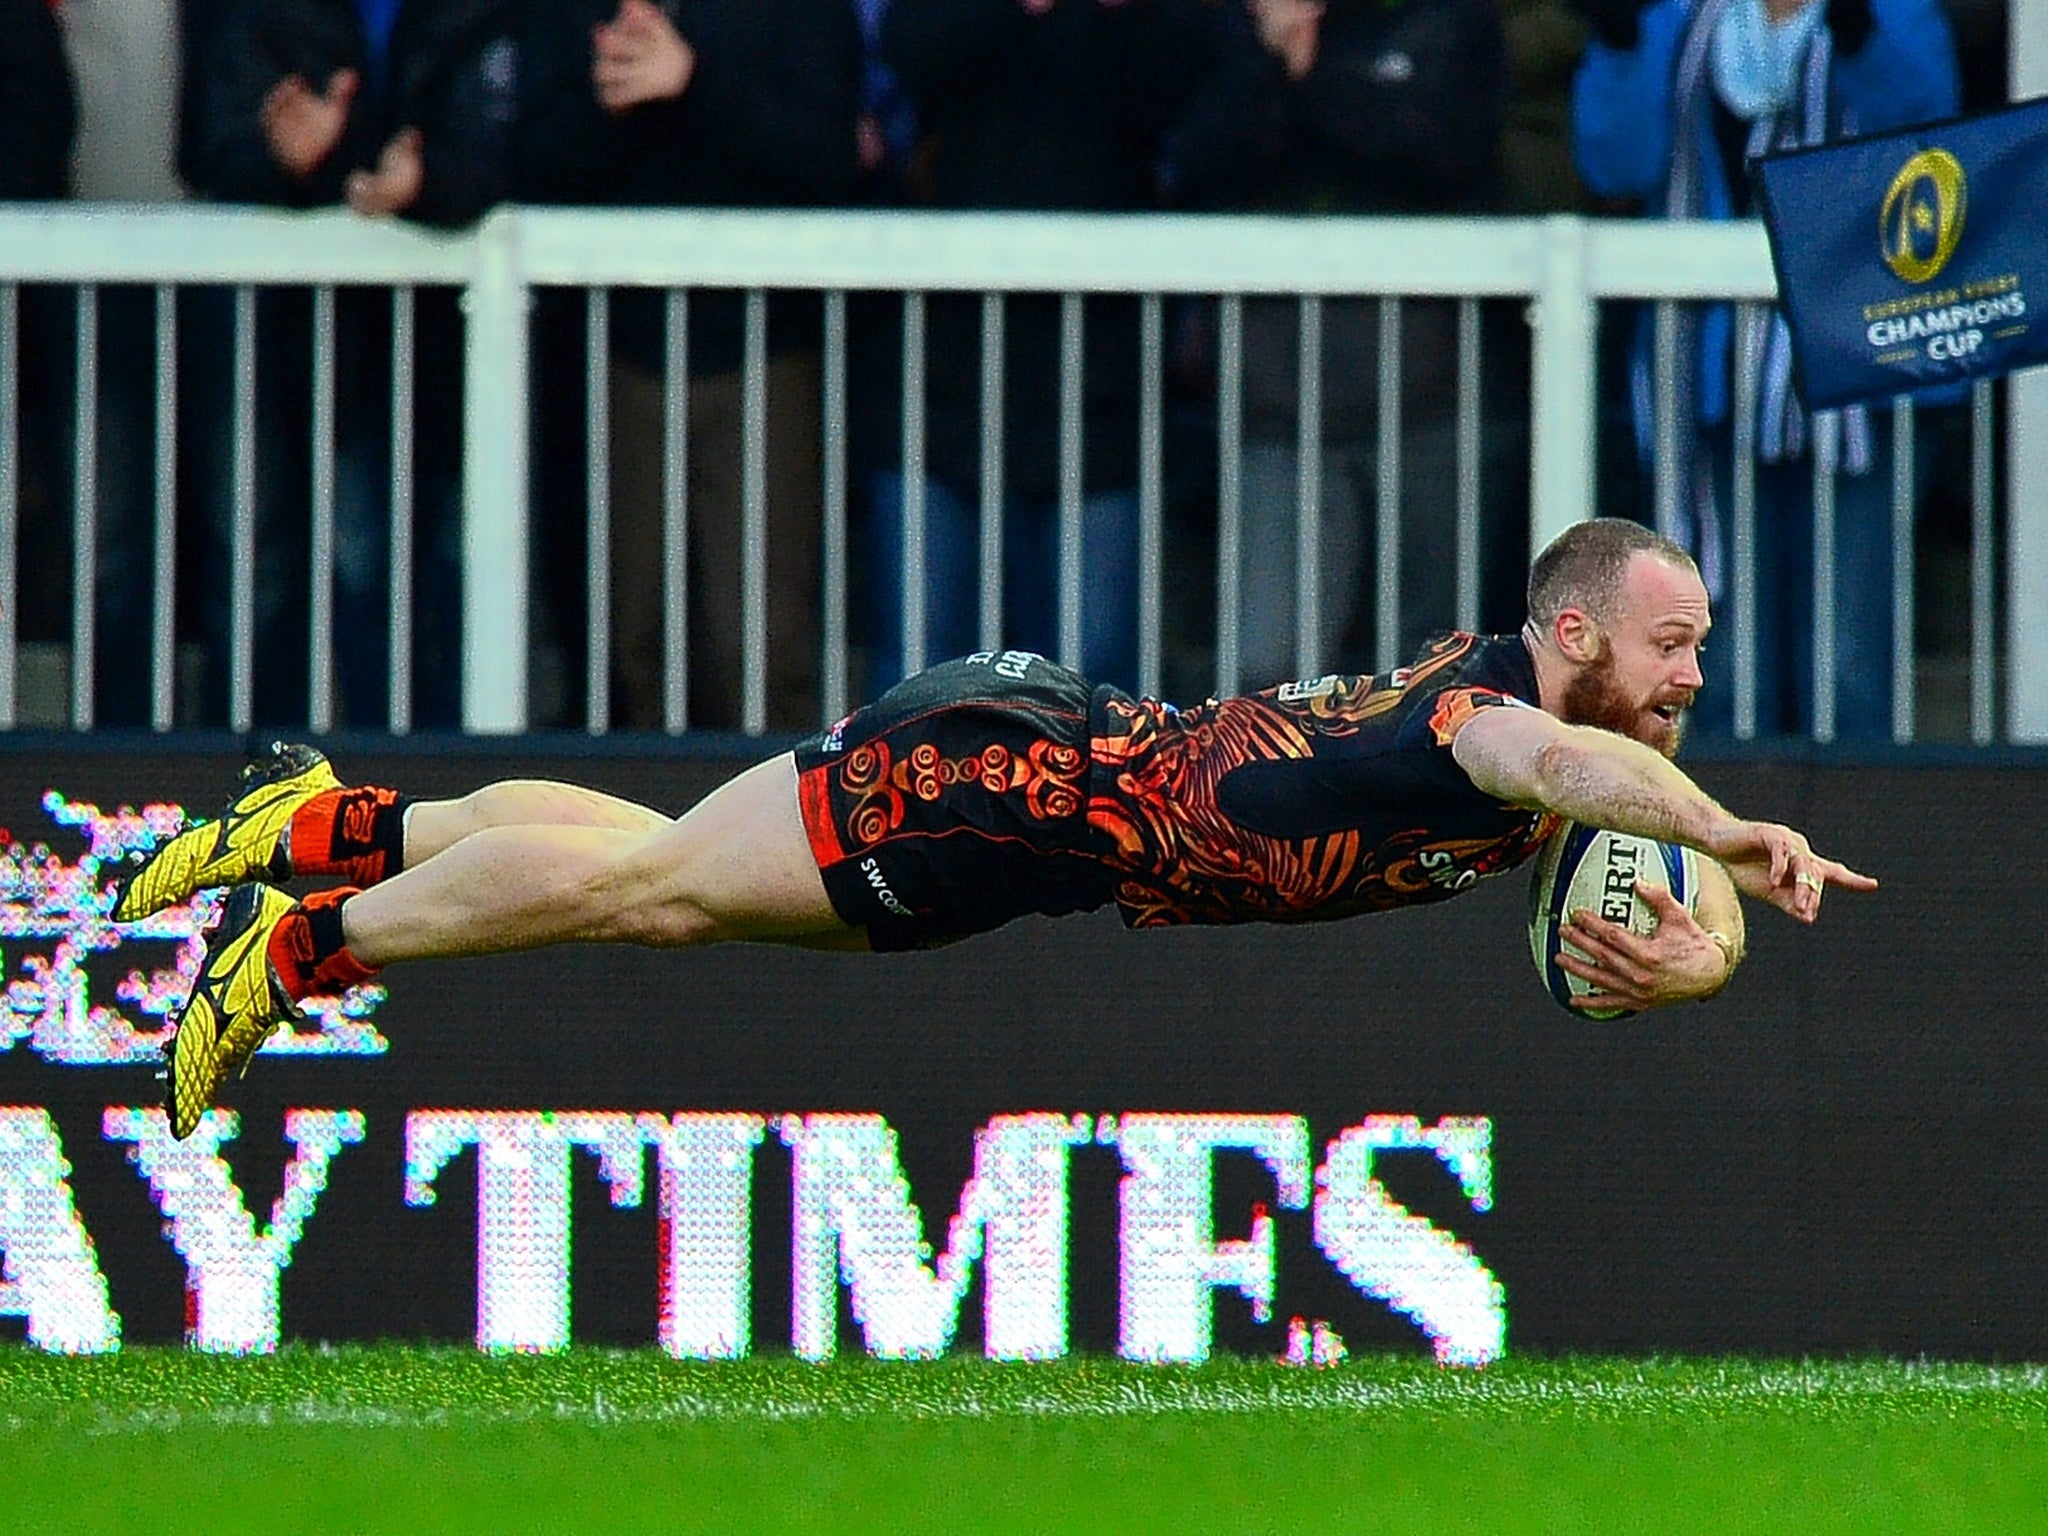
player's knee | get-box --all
[601,894,728,949]
[580,841,726,948]
[628,898,730,948]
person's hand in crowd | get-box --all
[856,115,886,174]
[593,0,696,113]
[345,127,425,216]
[262,68,359,177]
[1251,0,1325,82]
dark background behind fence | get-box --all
[3,746,2043,1358]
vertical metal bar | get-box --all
[0,284,16,726]
[1652,299,1681,543]
[1812,441,1837,744]
[152,285,178,731]
[740,288,770,734]
[2008,0,2048,739]
[585,287,611,734]
[1216,295,1244,697]
[309,285,337,734]
[71,284,98,729]
[1731,305,1761,740]
[664,290,690,732]
[1057,292,1085,671]
[1890,395,1915,744]
[388,286,416,735]
[1137,293,1164,699]
[979,293,1006,652]
[1529,216,1595,554]
[900,292,927,677]
[1294,295,1323,677]
[1454,298,1481,634]
[230,284,258,735]
[1375,296,1402,673]
[821,289,848,727]
[1972,378,1995,743]
[460,209,531,733]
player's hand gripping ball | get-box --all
[1528,822,1699,1019]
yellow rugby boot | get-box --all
[112,742,339,922]
[164,883,302,1139]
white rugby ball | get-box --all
[1528,822,1700,1019]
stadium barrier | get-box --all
[1,205,2041,742]
[2,746,2042,1360]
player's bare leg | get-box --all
[340,753,843,962]
[399,775,869,952]
[400,779,673,864]
[164,753,849,1137]
[115,744,680,924]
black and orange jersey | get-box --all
[1086,632,1560,928]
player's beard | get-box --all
[1559,637,1688,759]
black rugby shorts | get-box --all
[793,652,1113,950]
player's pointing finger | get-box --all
[1823,858,1879,892]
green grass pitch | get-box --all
[4,1347,2044,1533]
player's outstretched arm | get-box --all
[1450,705,1877,923]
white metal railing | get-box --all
[0,204,2039,740]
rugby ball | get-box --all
[1528,822,1700,1019]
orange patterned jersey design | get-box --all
[1087,634,1558,928]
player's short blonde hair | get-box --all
[1526,518,1698,628]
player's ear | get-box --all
[1554,607,1602,664]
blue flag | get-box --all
[1754,96,2048,411]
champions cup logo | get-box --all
[1880,149,1966,284]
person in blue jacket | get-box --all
[1571,0,1958,738]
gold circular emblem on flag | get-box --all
[1880,149,1966,284]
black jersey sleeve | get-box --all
[1401,637,1544,804]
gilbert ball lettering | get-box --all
[1527,823,1699,1020]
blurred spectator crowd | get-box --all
[0,0,2013,736]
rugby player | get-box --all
[118,518,1876,1137]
